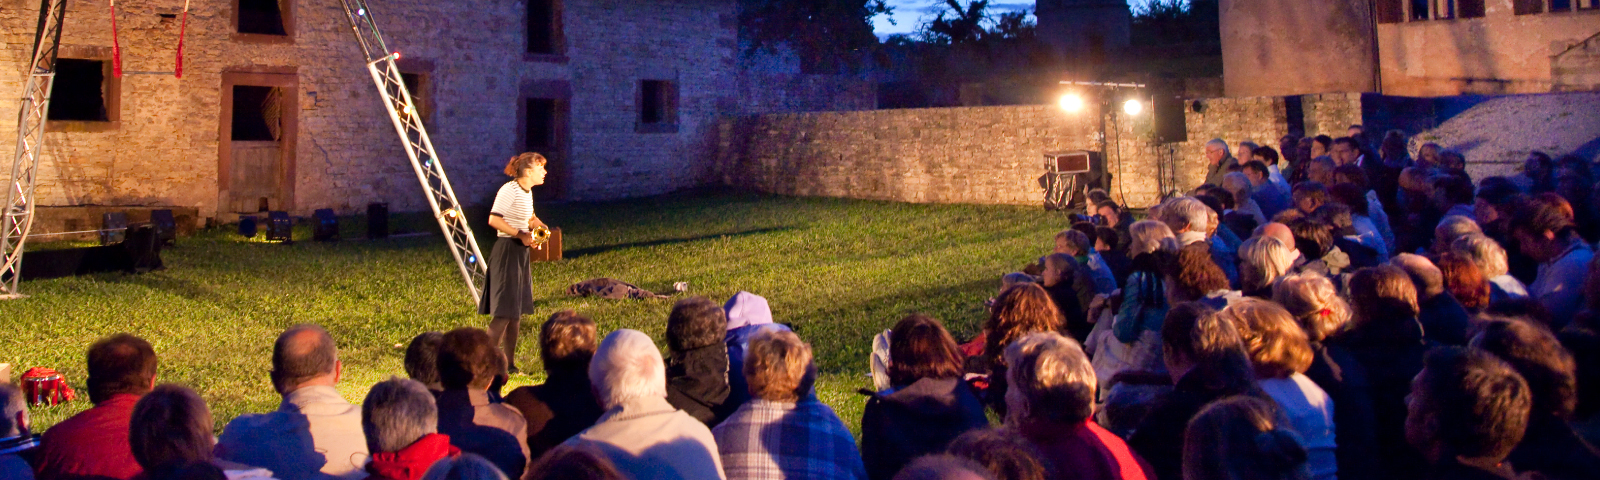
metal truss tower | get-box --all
[339,0,487,304]
[0,0,68,299]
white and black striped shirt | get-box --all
[490,181,534,237]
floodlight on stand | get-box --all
[1123,98,1144,116]
[1058,93,1086,113]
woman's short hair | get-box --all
[589,329,668,409]
[1061,230,1093,256]
[888,314,964,387]
[1347,266,1420,327]
[362,377,438,453]
[666,296,728,352]
[1160,302,1247,370]
[130,384,214,472]
[503,152,547,177]
[1470,318,1578,419]
[1183,396,1310,480]
[1043,253,1078,286]
[1127,220,1176,257]
[1220,298,1314,379]
[1273,272,1351,342]
[437,327,503,390]
[541,310,597,374]
[1003,332,1095,425]
[1287,218,1334,260]
[744,329,815,402]
[1164,244,1230,302]
[1221,172,1254,206]
[983,284,1064,366]
[1436,252,1490,311]
[422,453,508,480]
[1452,234,1511,278]
[945,428,1049,480]
[1239,236,1295,294]
[1435,215,1483,248]
[525,445,627,480]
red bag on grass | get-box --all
[20,367,77,407]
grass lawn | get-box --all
[3,190,1075,437]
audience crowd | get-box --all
[4,129,1600,480]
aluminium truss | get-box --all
[338,0,488,304]
[0,0,68,300]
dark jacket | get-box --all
[1334,315,1435,480]
[1044,277,1090,342]
[665,343,734,427]
[1304,341,1382,480]
[859,378,990,480]
[503,369,605,461]
[1100,249,1132,289]
[435,389,529,479]
[1222,211,1260,242]
[1418,292,1472,346]
[1127,365,1267,480]
[1506,412,1600,480]
[1425,457,1523,480]
[1334,237,1382,270]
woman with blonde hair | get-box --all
[1084,221,1177,384]
[1218,299,1335,480]
[1273,272,1379,479]
[1451,233,1529,302]
[1238,236,1296,299]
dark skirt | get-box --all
[479,236,537,317]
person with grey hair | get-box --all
[1391,254,1471,346]
[1451,234,1529,302]
[0,384,36,480]
[1158,197,1212,247]
[131,384,276,479]
[1222,172,1267,226]
[1434,215,1482,255]
[1005,332,1156,479]
[420,453,506,480]
[216,324,369,479]
[1239,236,1297,299]
[562,329,725,479]
[1205,139,1238,187]
[363,377,457,480]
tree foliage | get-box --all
[1130,0,1219,46]
[917,0,1036,45]
[739,0,891,74]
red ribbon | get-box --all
[108,1,122,77]
[176,10,187,78]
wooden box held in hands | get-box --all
[531,227,563,262]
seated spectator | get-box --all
[1218,299,1336,480]
[363,378,459,480]
[131,384,273,479]
[892,455,999,480]
[1436,252,1491,314]
[981,283,1064,416]
[1094,226,1131,286]
[943,428,1048,480]
[404,332,445,392]
[664,296,734,426]
[1416,142,1442,169]
[503,311,605,461]
[1222,172,1267,230]
[1434,215,1482,253]
[562,329,725,479]
[1086,222,1178,429]
[1432,174,1477,220]
[419,454,504,480]
[1328,184,1390,258]
[1306,157,1336,185]
[860,315,989,480]
[1405,347,1532,480]
[1295,182,1331,217]
[34,333,157,480]
[1514,198,1594,326]
[724,291,791,409]
[1156,196,1211,247]
[1003,332,1155,480]
[1041,253,1091,341]
[1452,234,1529,303]
[523,445,625,480]
[1312,203,1382,269]
[713,329,866,479]
[1239,236,1296,299]
[1392,253,1473,345]
[1273,272,1380,479]
[216,325,368,480]
[1095,200,1135,251]
[1244,159,1290,219]
[0,384,35,480]
[1557,327,1600,448]
[1128,302,1264,480]
[1470,319,1600,480]
[1057,230,1118,295]
[1338,266,1433,479]
[1096,303,1205,435]
[1309,135,1332,160]
[1288,218,1349,277]
[1165,243,1237,309]
[1183,396,1312,480]
[435,328,529,478]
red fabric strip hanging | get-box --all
[176,0,190,78]
[108,0,122,77]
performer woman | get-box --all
[482,152,547,373]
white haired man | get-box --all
[0,384,36,480]
[562,329,725,479]
[216,325,369,479]
[1203,139,1238,188]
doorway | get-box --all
[219,72,298,214]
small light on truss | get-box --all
[442,208,458,220]
[1058,93,1085,113]
[393,51,401,59]
[357,8,365,16]
[468,255,477,264]
[424,159,433,169]
[403,104,416,116]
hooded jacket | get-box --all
[859,378,990,480]
[724,291,791,409]
[666,343,734,427]
[364,434,459,480]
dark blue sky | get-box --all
[871,0,1147,39]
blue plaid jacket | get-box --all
[711,398,867,480]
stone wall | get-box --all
[1376,2,1600,96]
[1220,0,1376,97]
[0,0,742,220]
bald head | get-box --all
[272,324,339,394]
[1256,222,1295,249]
[1391,253,1445,298]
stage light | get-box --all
[1123,98,1144,116]
[313,209,340,242]
[442,208,458,220]
[266,211,293,243]
[1058,93,1085,113]
[393,51,401,59]
[357,8,365,16]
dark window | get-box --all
[1377,0,1405,23]
[400,72,430,125]
[232,86,282,141]
[1515,0,1545,14]
[48,59,108,121]
[1552,0,1572,10]
[525,98,557,150]
[1410,0,1431,20]
[528,0,558,54]
[1459,0,1485,17]
[639,80,676,125]
[239,0,286,35]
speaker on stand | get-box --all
[1041,151,1093,211]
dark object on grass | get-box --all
[150,209,177,246]
[266,211,292,243]
[367,202,388,239]
[22,225,164,280]
[239,215,258,238]
[313,209,339,242]
[101,212,127,245]
[565,278,681,300]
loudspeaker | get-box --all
[101,212,127,245]
[367,203,389,240]
[266,211,293,243]
[531,227,563,262]
[1154,93,1188,142]
[239,215,258,238]
[1045,151,1092,174]
[313,209,339,242]
[150,209,177,246]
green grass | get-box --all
[2,190,1074,437]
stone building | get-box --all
[1036,0,1132,63]
[1,0,869,223]
[1221,0,1600,97]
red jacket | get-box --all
[34,394,143,480]
[365,434,459,480]
[1022,420,1154,480]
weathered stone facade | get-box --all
[1376,2,1600,96]
[1220,0,1377,98]
[1,0,746,219]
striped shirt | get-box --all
[491,181,534,238]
